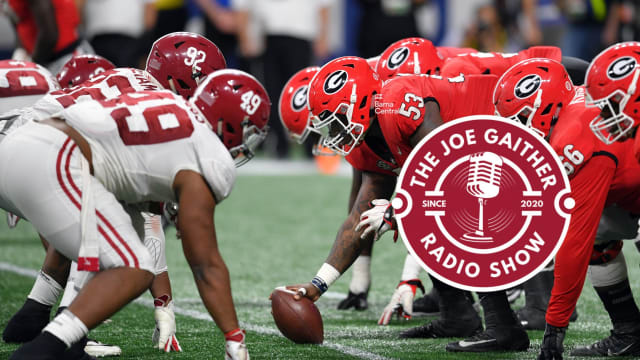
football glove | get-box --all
[378,279,425,325]
[355,199,397,241]
[538,323,566,360]
[152,295,182,352]
[225,328,249,360]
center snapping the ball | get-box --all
[270,287,323,344]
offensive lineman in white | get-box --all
[3,32,228,354]
[5,68,269,360]
[1,59,183,356]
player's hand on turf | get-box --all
[285,283,321,302]
[378,279,424,325]
[225,329,248,360]
[537,323,566,360]
[152,296,182,352]
[355,199,397,241]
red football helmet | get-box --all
[493,58,574,138]
[376,37,444,80]
[366,56,380,70]
[190,69,270,167]
[585,41,640,144]
[146,32,226,99]
[56,55,115,88]
[307,56,382,156]
[279,66,320,144]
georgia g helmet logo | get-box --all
[387,47,410,70]
[514,74,541,99]
[607,56,637,80]
[323,70,348,94]
[291,85,308,112]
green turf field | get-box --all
[0,173,635,359]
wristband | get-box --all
[398,279,425,294]
[311,263,340,293]
[311,276,328,293]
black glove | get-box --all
[538,323,566,360]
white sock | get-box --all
[43,309,88,347]
[348,256,371,294]
[27,271,63,307]
[400,253,422,281]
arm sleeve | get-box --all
[545,155,616,327]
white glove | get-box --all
[152,296,182,352]
[225,329,249,360]
[378,279,424,325]
[355,199,397,241]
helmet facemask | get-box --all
[505,88,547,138]
[588,68,640,144]
[311,84,364,156]
[229,120,269,167]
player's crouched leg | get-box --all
[0,123,154,359]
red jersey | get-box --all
[440,46,562,77]
[545,87,632,327]
[376,74,497,169]
[345,140,397,176]
[8,0,80,55]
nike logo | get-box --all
[396,146,403,155]
[458,339,497,347]
[609,343,634,356]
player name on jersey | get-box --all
[393,116,573,292]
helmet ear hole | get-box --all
[359,95,368,109]
[540,103,553,115]
[177,79,190,89]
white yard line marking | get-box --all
[0,261,393,360]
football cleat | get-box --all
[7,212,20,228]
[446,325,529,352]
[571,330,640,356]
[84,339,121,358]
[516,306,546,330]
[399,317,482,339]
[517,307,578,330]
[337,291,368,311]
[412,289,440,316]
[66,337,97,360]
[3,299,51,343]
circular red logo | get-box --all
[394,115,573,292]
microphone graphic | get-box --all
[462,152,503,242]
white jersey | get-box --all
[0,60,59,113]
[31,67,162,120]
[61,89,236,204]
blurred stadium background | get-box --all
[0,0,633,162]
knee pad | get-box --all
[588,251,628,287]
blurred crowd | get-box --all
[1,0,639,159]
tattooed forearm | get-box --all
[326,171,396,273]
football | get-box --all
[270,287,324,344]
